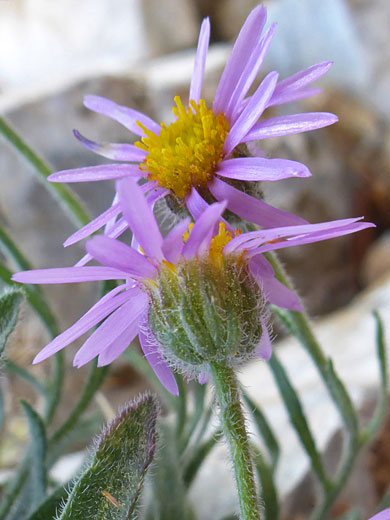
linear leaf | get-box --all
[145,423,195,520]
[0,287,24,355]
[269,353,329,489]
[27,483,70,520]
[20,400,48,509]
[361,311,389,441]
[252,446,279,520]
[0,116,90,227]
[4,359,46,395]
[243,390,280,470]
[183,429,222,488]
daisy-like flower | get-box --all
[49,3,337,255]
[13,179,374,395]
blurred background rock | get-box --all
[0,0,389,516]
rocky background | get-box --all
[0,1,389,518]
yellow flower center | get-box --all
[182,221,242,268]
[209,222,242,268]
[135,96,230,198]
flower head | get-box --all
[13,179,374,394]
[49,4,337,254]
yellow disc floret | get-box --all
[209,222,242,269]
[135,96,230,198]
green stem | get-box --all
[210,362,261,520]
[0,116,90,227]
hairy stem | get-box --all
[210,362,261,520]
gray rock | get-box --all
[141,0,200,57]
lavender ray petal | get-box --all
[100,181,158,239]
[104,193,120,233]
[145,185,170,206]
[367,509,390,520]
[63,203,121,247]
[245,112,338,141]
[185,187,209,220]
[261,275,303,311]
[73,293,148,367]
[209,177,307,228]
[117,178,163,261]
[33,286,132,363]
[226,218,374,254]
[74,253,94,268]
[270,61,332,102]
[248,254,275,279]
[48,164,142,183]
[139,325,179,395]
[86,236,157,278]
[182,201,227,258]
[12,266,131,284]
[187,185,234,233]
[255,318,272,360]
[162,217,191,263]
[213,5,267,114]
[97,316,143,366]
[217,157,311,182]
[267,87,322,108]
[255,221,375,255]
[189,17,210,103]
[227,23,276,121]
[83,95,160,136]
[223,71,278,156]
[73,129,147,162]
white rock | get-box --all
[0,0,146,101]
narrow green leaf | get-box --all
[0,116,90,227]
[252,446,279,520]
[146,423,194,520]
[58,394,158,520]
[0,287,24,355]
[273,305,359,440]
[183,429,222,488]
[20,400,47,509]
[0,225,37,273]
[180,382,207,452]
[243,391,280,470]
[3,359,46,395]
[325,359,359,439]
[269,353,329,489]
[361,311,389,441]
[0,264,58,338]
[27,483,70,520]
[0,387,4,433]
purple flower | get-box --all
[368,510,390,520]
[49,4,337,252]
[12,179,374,394]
